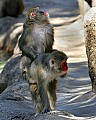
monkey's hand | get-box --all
[34,108,51,117]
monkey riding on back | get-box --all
[18,7,68,116]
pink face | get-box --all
[43,12,49,18]
[61,61,68,72]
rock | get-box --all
[0,55,22,86]
[0,99,35,120]
[0,100,76,120]
[0,55,35,119]
[0,16,24,62]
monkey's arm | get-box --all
[45,24,54,53]
[19,27,39,60]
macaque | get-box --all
[19,7,55,105]
[22,50,68,115]
[0,0,24,17]
[19,6,54,61]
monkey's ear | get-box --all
[49,59,55,67]
[36,6,40,10]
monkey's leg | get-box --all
[47,79,57,110]
[88,64,96,93]
[39,82,51,114]
[29,83,43,114]
[20,56,31,80]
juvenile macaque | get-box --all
[24,50,68,115]
[0,0,24,17]
[19,6,54,61]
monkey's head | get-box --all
[26,7,49,24]
[49,50,68,77]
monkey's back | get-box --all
[29,53,59,83]
[19,23,54,59]
[29,51,68,84]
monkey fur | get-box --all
[0,0,24,17]
[19,6,54,61]
[20,50,68,115]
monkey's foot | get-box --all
[34,109,51,117]
[42,109,50,114]
[47,110,57,115]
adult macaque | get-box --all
[0,0,24,17]
[19,6,54,61]
[22,50,68,115]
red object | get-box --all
[44,12,49,18]
[61,61,68,71]
[30,12,36,17]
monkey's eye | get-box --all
[30,12,36,19]
[51,60,54,64]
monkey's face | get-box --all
[49,51,68,77]
[26,7,49,23]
